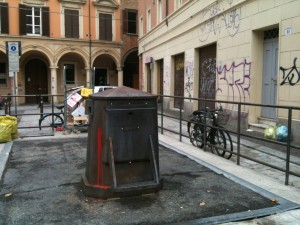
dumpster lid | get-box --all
[90,86,157,99]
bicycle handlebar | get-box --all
[192,106,223,116]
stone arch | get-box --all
[20,45,53,66]
[0,45,7,55]
[92,48,121,67]
[121,47,138,66]
[92,49,121,87]
[55,47,89,68]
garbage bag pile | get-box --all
[264,125,289,142]
[0,115,18,143]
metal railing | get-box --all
[158,95,300,186]
[1,93,299,186]
[0,94,84,133]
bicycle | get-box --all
[187,106,233,159]
[39,105,64,130]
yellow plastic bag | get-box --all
[0,117,13,143]
[4,116,18,139]
[0,115,18,143]
[264,126,277,140]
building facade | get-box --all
[138,0,300,136]
[0,0,139,104]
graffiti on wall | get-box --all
[280,58,300,86]
[216,59,251,113]
[199,1,241,42]
[200,57,216,100]
[185,61,194,100]
[164,65,170,95]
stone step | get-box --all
[258,117,277,126]
[248,117,277,133]
[248,123,269,133]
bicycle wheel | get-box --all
[222,130,233,159]
[188,122,204,148]
[208,129,226,157]
[39,114,64,130]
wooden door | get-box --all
[174,54,184,109]
[199,44,216,110]
[25,59,48,104]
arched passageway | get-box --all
[123,50,139,89]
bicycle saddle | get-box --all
[56,105,64,110]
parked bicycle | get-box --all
[39,105,64,130]
[187,106,233,159]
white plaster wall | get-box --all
[139,0,300,120]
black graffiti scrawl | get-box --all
[280,58,300,86]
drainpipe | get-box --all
[166,0,168,26]
[88,0,92,87]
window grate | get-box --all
[264,28,279,40]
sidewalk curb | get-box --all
[0,141,13,182]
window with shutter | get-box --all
[123,9,137,35]
[26,7,42,35]
[19,4,47,36]
[127,11,137,34]
[99,13,112,41]
[0,3,9,34]
[65,9,79,38]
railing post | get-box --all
[203,99,207,152]
[237,103,241,165]
[161,95,164,135]
[179,97,183,142]
[4,101,8,115]
[40,96,43,120]
[63,66,68,130]
[285,107,292,185]
[14,95,17,117]
[7,94,11,115]
[51,96,55,132]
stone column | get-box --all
[50,66,58,103]
[117,66,123,87]
[85,67,91,87]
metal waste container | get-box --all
[81,86,161,198]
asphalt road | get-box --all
[0,138,283,225]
